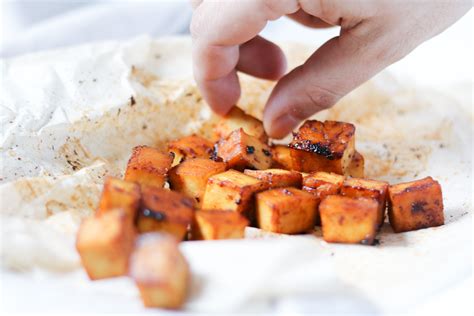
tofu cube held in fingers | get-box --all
[192,210,249,240]
[124,146,173,188]
[256,188,318,234]
[168,134,214,167]
[244,168,302,188]
[346,151,365,178]
[168,158,227,205]
[289,120,356,174]
[130,233,189,309]
[320,196,379,245]
[388,177,444,233]
[341,177,388,228]
[76,209,136,280]
[213,106,268,143]
[97,177,141,219]
[138,186,194,240]
[201,170,268,220]
[271,145,294,170]
[216,128,272,170]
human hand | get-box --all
[191,0,471,138]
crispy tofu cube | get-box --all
[271,145,294,170]
[130,233,189,309]
[97,177,141,219]
[138,186,194,240]
[387,177,444,233]
[192,210,249,240]
[167,134,214,167]
[289,120,355,173]
[168,158,227,205]
[201,170,268,221]
[256,188,318,234]
[216,128,272,170]
[213,106,268,142]
[341,177,389,228]
[244,168,302,189]
[320,196,379,245]
[346,151,365,178]
[124,146,173,188]
[76,209,136,280]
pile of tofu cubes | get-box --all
[76,107,444,309]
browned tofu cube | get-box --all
[341,177,389,228]
[124,146,173,188]
[192,210,249,240]
[130,233,189,309]
[168,134,214,167]
[346,151,365,178]
[216,128,272,170]
[168,158,227,206]
[201,170,268,221]
[271,145,294,170]
[256,188,318,234]
[76,209,136,280]
[213,106,268,142]
[289,120,355,173]
[320,196,379,245]
[244,168,302,188]
[97,177,141,219]
[387,177,444,233]
[138,186,194,240]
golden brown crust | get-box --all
[124,145,173,188]
[96,177,141,219]
[138,186,195,240]
[256,187,318,234]
[270,145,294,170]
[346,151,365,178]
[216,128,272,170]
[168,134,214,166]
[244,168,302,189]
[213,106,268,143]
[319,196,378,245]
[192,210,249,240]
[387,177,444,233]
[340,177,389,228]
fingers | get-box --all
[237,36,287,80]
[191,0,299,114]
[263,22,400,138]
[286,9,334,28]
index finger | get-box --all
[191,0,299,114]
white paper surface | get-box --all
[0,36,472,314]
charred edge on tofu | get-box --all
[142,208,166,221]
[210,144,223,162]
[290,139,335,159]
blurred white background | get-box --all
[0,0,472,314]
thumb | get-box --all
[263,23,404,138]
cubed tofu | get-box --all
[244,168,302,188]
[271,145,294,170]
[138,186,194,240]
[256,188,318,234]
[168,158,227,206]
[96,177,141,219]
[213,106,268,142]
[319,196,379,245]
[130,233,189,309]
[167,134,214,167]
[124,146,173,188]
[201,170,268,221]
[387,177,444,233]
[341,177,389,228]
[192,210,249,240]
[216,128,272,170]
[346,151,365,178]
[76,209,136,280]
[302,172,344,225]
[289,120,356,174]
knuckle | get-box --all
[304,82,341,113]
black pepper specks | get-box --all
[246,146,255,154]
[142,208,166,221]
[262,149,271,157]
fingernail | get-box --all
[265,113,299,139]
